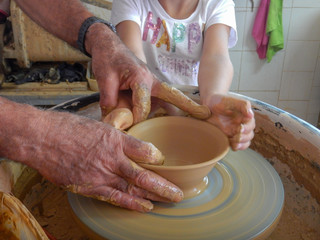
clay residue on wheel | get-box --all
[266,158,320,240]
[251,112,320,203]
[23,180,89,240]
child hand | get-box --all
[205,94,255,151]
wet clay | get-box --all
[266,157,320,239]
[22,180,89,240]
[251,112,320,203]
[156,82,211,120]
[18,102,320,239]
[251,112,320,239]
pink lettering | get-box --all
[142,11,162,44]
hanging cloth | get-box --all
[252,0,271,59]
[266,0,284,62]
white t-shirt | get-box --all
[111,0,237,86]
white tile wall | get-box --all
[239,51,284,91]
[233,10,246,51]
[243,8,257,51]
[229,51,242,91]
[278,100,309,119]
[283,41,319,72]
[283,0,293,8]
[309,86,320,115]
[233,0,247,8]
[314,57,320,87]
[293,0,320,8]
[307,86,320,124]
[288,8,320,41]
[231,0,320,126]
[239,90,279,106]
[280,72,314,100]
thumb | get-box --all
[131,82,152,124]
[96,74,119,117]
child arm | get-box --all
[198,24,255,151]
[116,21,147,63]
[198,24,233,104]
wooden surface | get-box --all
[0,82,96,106]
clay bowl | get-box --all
[127,116,230,199]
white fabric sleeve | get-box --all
[110,0,141,26]
[206,0,237,48]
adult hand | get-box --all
[204,94,255,151]
[41,115,184,213]
[86,24,211,124]
[62,123,183,212]
[0,98,183,212]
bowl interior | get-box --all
[127,116,229,169]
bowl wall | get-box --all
[127,116,229,167]
[127,116,230,198]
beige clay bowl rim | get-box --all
[127,116,230,170]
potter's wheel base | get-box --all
[68,149,284,240]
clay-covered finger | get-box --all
[123,132,164,165]
[68,184,154,212]
[93,70,120,118]
[152,81,211,119]
[127,184,173,202]
[131,82,151,123]
[117,158,183,202]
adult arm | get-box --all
[14,0,92,47]
[0,96,183,212]
[198,24,255,150]
[14,0,210,123]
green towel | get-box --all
[266,0,283,62]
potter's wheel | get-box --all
[68,149,284,240]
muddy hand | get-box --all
[90,33,210,124]
[205,94,255,151]
[62,126,183,212]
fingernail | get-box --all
[160,185,184,203]
[167,188,184,202]
[149,143,165,165]
[170,186,184,202]
[136,200,154,212]
[173,190,184,202]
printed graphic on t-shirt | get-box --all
[142,11,202,82]
[142,11,202,54]
[157,54,199,79]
